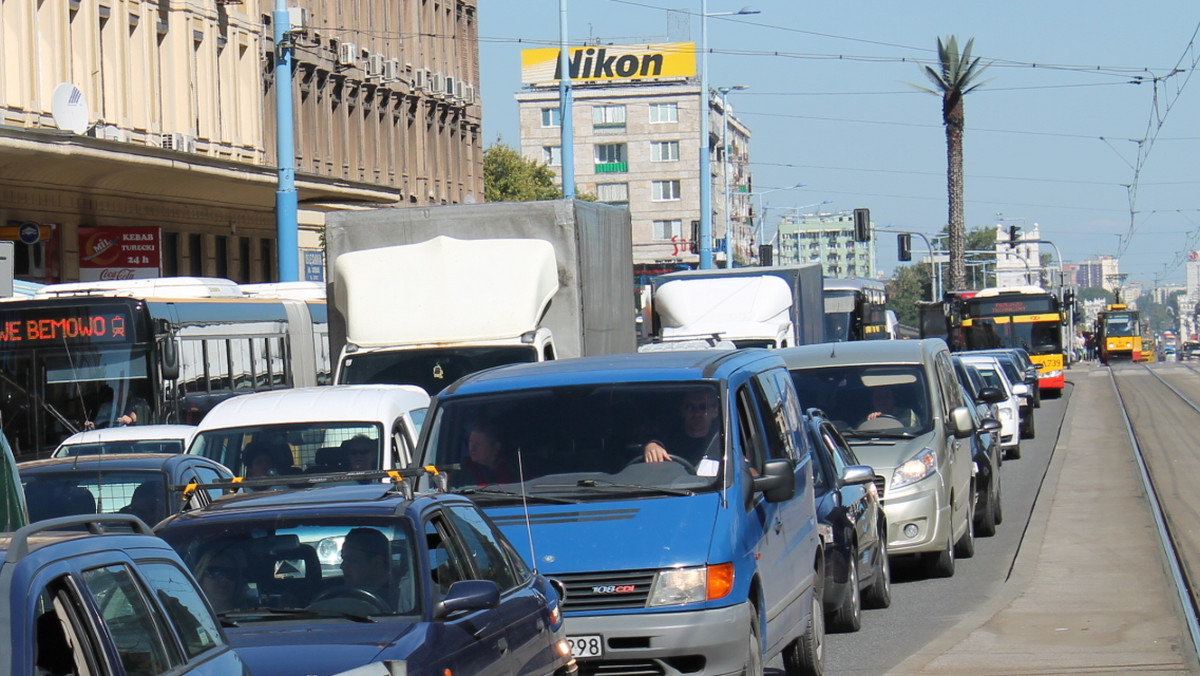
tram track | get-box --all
[1110,363,1200,654]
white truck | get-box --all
[642,264,826,349]
[325,199,636,394]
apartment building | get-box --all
[515,42,752,273]
[0,0,480,284]
[774,210,876,278]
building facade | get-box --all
[1076,255,1121,291]
[515,43,752,273]
[0,0,481,285]
[774,210,875,279]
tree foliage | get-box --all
[887,263,933,328]
[483,142,563,202]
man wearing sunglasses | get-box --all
[642,389,722,470]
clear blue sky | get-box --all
[477,1,1200,286]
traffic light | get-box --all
[897,233,912,261]
[853,208,871,242]
[690,220,700,254]
[1008,224,1020,248]
[759,244,773,267]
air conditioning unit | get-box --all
[286,7,307,30]
[337,42,357,67]
[430,72,446,97]
[366,54,385,78]
[383,59,400,82]
[454,79,465,101]
[445,76,457,99]
[464,84,475,104]
[161,132,195,153]
[413,68,428,91]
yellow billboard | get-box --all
[521,43,695,86]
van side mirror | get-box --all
[754,459,796,503]
[950,406,976,439]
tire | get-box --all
[783,577,825,676]
[861,531,891,609]
[975,474,998,537]
[954,498,976,559]
[1021,410,1036,440]
[993,468,1004,526]
[827,551,862,633]
[924,529,955,578]
[1006,442,1021,460]
[743,606,764,676]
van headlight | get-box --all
[891,448,937,489]
[648,563,734,606]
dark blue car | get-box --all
[805,409,891,633]
[153,480,576,676]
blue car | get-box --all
[805,409,891,633]
[153,480,575,676]
[415,350,824,675]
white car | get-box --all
[958,355,1028,459]
[187,385,429,476]
[52,425,198,458]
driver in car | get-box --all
[642,389,721,469]
[339,527,397,611]
[862,386,917,427]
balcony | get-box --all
[594,162,628,173]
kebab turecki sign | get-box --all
[78,227,161,281]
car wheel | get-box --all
[1021,410,1036,440]
[743,606,764,676]
[924,529,955,578]
[1006,442,1021,460]
[976,474,998,537]
[993,467,1004,525]
[828,550,862,633]
[783,574,825,676]
[954,498,976,559]
[862,531,891,609]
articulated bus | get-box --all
[0,277,329,460]
[1096,304,1142,364]
[958,286,1067,394]
[823,277,890,341]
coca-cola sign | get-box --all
[78,227,161,282]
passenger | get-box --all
[243,437,294,478]
[118,480,166,526]
[861,386,917,427]
[462,420,514,485]
[341,435,379,472]
[642,389,721,467]
[340,527,396,610]
[195,546,248,613]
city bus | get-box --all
[823,277,890,341]
[1095,304,1142,364]
[0,277,329,460]
[958,286,1067,394]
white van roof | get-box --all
[195,385,430,431]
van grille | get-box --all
[873,474,887,498]
[554,569,656,612]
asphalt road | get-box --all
[767,379,1071,675]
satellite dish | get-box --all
[51,83,90,135]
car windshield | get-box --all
[191,423,385,477]
[158,518,419,620]
[424,382,726,497]
[22,469,168,524]
[55,439,187,457]
[975,367,1006,393]
[789,364,933,437]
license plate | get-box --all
[567,635,603,658]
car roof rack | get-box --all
[6,514,154,563]
[176,466,457,512]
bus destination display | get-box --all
[967,297,1056,318]
[0,306,136,344]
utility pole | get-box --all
[273,0,298,282]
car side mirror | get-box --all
[840,464,876,486]
[754,459,796,503]
[950,406,976,439]
[976,386,1006,405]
[1011,383,1030,397]
[979,418,1002,433]
[434,580,500,620]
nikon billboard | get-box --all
[521,43,695,86]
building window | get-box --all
[594,143,627,173]
[651,180,682,201]
[541,107,561,127]
[649,102,678,123]
[653,219,683,240]
[596,182,629,205]
[543,145,562,166]
[593,104,626,129]
[650,140,680,162]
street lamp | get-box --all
[699,3,760,269]
[751,183,805,265]
[718,84,747,266]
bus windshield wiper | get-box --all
[455,486,580,504]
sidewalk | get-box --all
[890,364,1199,675]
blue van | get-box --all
[417,350,824,675]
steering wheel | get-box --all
[308,586,391,614]
[625,453,697,473]
[857,414,903,432]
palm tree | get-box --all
[915,36,989,292]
